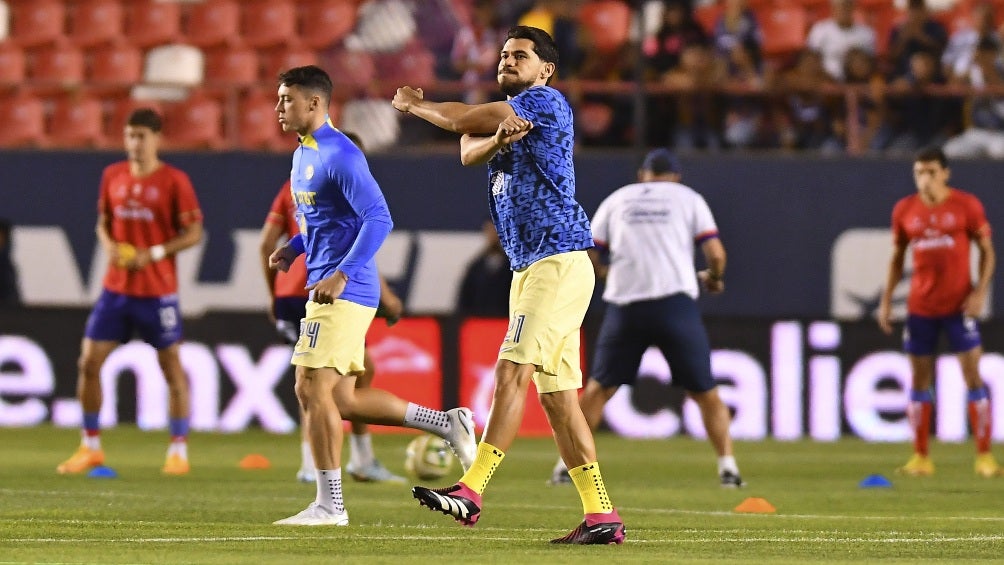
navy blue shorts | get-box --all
[903,313,981,356]
[84,289,182,350]
[274,296,307,345]
[591,293,715,393]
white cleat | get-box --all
[346,459,406,483]
[444,407,477,472]
[296,468,316,484]
[273,503,349,526]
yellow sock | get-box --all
[569,461,613,515]
[459,442,505,495]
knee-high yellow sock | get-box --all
[569,461,613,515]
[459,442,505,495]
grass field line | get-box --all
[4,533,1004,545]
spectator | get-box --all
[451,0,507,104]
[516,0,582,77]
[0,219,20,307]
[875,50,956,154]
[722,41,767,148]
[712,0,762,72]
[644,0,710,77]
[457,219,511,318]
[943,37,1004,158]
[806,0,877,80]
[942,1,1002,82]
[832,47,887,152]
[888,0,948,78]
[773,49,841,152]
[664,43,727,151]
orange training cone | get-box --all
[239,454,271,470]
[733,497,776,514]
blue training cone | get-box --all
[87,466,118,479]
[859,474,892,488]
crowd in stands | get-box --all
[1,0,1004,156]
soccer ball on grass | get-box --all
[404,434,455,480]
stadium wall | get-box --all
[5,151,1003,319]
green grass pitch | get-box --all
[2,426,1003,564]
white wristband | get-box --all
[150,244,167,261]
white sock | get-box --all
[300,440,314,472]
[82,432,101,451]
[403,403,451,436]
[167,439,188,459]
[315,469,344,514]
[349,433,374,468]
[718,455,738,475]
[553,457,568,474]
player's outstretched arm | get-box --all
[392,86,515,135]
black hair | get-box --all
[506,25,560,68]
[914,146,948,168]
[126,108,162,132]
[342,130,365,152]
[277,65,333,104]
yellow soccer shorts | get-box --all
[291,299,376,374]
[499,250,595,393]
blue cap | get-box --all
[640,148,682,175]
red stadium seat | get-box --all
[323,48,375,92]
[236,88,285,151]
[89,42,142,93]
[67,0,123,48]
[372,40,435,96]
[106,96,163,144]
[0,40,26,86]
[758,3,808,57]
[185,0,240,48]
[29,42,85,92]
[578,0,631,53]
[204,44,259,88]
[264,46,319,82]
[9,0,65,48]
[124,0,181,48]
[0,90,45,147]
[693,2,725,35]
[48,94,104,148]
[299,0,357,49]
[242,0,297,49]
[162,92,224,150]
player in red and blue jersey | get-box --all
[879,146,1001,478]
[57,108,203,476]
[393,26,625,544]
[268,66,475,526]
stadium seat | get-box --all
[106,96,163,144]
[124,0,181,48]
[299,0,358,49]
[758,3,808,57]
[323,48,375,92]
[132,43,204,101]
[0,1,9,42]
[29,41,85,92]
[263,46,319,83]
[578,0,631,53]
[0,40,26,86]
[236,88,285,151]
[344,0,416,53]
[693,2,725,35]
[67,0,123,48]
[0,90,45,147]
[185,0,240,48]
[241,0,297,49]
[88,42,142,93]
[9,0,64,48]
[48,94,104,148]
[204,44,259,88]
[372,40,435,96]
[162,92,224,150]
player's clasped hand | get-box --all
[697,270,725,294]
[308,271,349,304]
[391,86,424,113]
[268,244,299,273]
[493,115,533,146]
